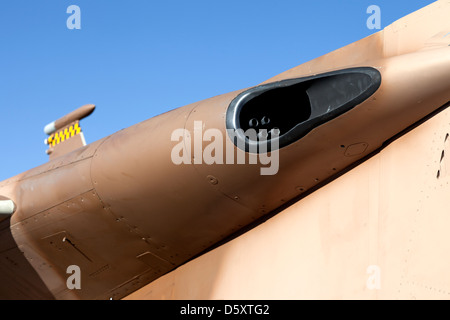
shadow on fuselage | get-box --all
[0,218,55,300]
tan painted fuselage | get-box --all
[126,92,450,300]
[1,0,450,300]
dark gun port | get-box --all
[226,67,382,152]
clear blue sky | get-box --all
[0,0,436,181]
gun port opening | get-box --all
[226,67,381,152]
[239,83,312,140]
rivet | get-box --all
[207,175,219,185]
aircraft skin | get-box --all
[1,0,450,300]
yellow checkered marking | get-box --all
[47,122,82,147]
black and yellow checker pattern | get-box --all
[47,122,82,147]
